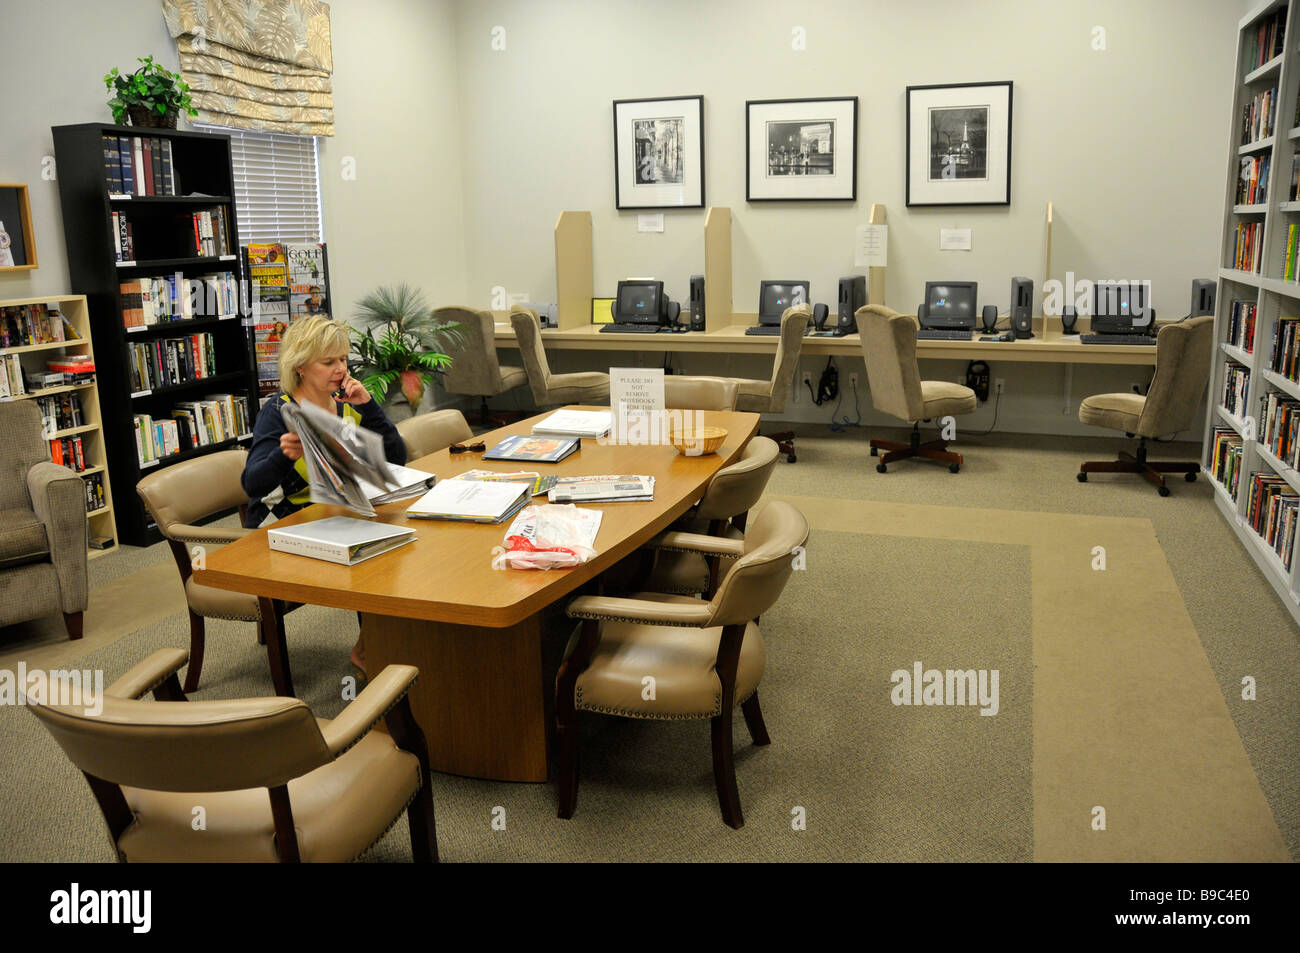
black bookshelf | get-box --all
[52,122,258,546]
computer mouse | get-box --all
[1000,332,1015,342]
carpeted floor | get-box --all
[0,425,1295,862]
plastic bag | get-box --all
[492,503,603,570]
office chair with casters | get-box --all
[663,375,739,411]
[136,450,299,696]
[556,500,809,829]
[396,408,473,460]
[435,306,528,428]
[510,306,610,406]
[26,649,439,862]
[857,305,977,473]
[1077,315,1213,496]
[730,306,810,462]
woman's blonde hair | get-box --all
[278,316,351,392]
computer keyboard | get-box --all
[600,323,666,333]
[1079,333,1156,346]
[916,329,974,341]
[744,325,783,336]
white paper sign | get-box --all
[939,228,972,251]
[609,368,664,411]
[855,224,888,267]
[637,214,665,233]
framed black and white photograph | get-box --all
[613,95,704,210]
[746,97,857,201]
[906,82,1012,207]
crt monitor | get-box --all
[921,282,978,329]
[758,280,810,325]
[614,280,667,325]
[1091,280,1153,333]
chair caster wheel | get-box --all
[787,454,797,463]
[876,463,887,473]
[870,446,878,456]
[1185,472,1197,483]
[1077,472,1087,482]
[1158,485,1170,497]
[948,463,960,473]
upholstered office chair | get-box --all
[730,306,810,462]
[1077,315,1214,496]
[435,306,528,427]
[857,305,978,473]
[663,375,739,411]
[510,305,610,406]
[556,500,809,829]
[0,401,88,639]
[26,648,439,862]
[396,408,473,460]
[136,450,299,696]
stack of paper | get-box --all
[548,474,655,503]
[405,478,533,523]
[531,409,612,437]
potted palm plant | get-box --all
[350,285,460,419]
[104,56,197,129]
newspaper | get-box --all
[547,474,655,503]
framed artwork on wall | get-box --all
[612,95,705,210]
[745,97,858,201]
[905,82,1013,207]
[0,184,37,271]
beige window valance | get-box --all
[161,0,334,137]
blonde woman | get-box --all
[241,315,406,529]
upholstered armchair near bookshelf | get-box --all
[0,402,88,639]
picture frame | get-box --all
[746,97,858,202]
[0,184,38,271]
[612,96,705,210]
[905,82,1013,207]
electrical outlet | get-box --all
[995,378,1005,394]
[797,371,811,404]
[849,372,859,389]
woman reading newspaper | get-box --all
[241,316,406,671]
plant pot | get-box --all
[127,104,178,129]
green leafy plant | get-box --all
[350,284,461,407]
[104,56,197,124]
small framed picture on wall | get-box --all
[905,82,1013,207]
[612,95,705,210]
[0,184,37,271]
[746,97,858,201]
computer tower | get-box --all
[838,275,866,334]
[1010,277,1034,338]
[1190,278,1216,318]
[689,274,705,331]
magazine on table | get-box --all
[455,469,558,496]
[483,434,580,463]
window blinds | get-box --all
[195,124,323,244]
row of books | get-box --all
[119,272,238,328]
[1268,316,1300,382]
[110,210,136,261]
[50,434,89,472]
[0,354,93,399]
[1227,300,1257,352]
[1209,426,1244,500]
[1261,390,1300,469]
[111,207,233,262]
[83,472,107,514]
[1246,471,1299,571]
[0,303,78,349]
[1237,155,1269,205]
[1280,224,1300,280]
[1223,364,1250,417]
[101,133,180,197]
[1244,7,1286,74]
[184,207,233,258]
[35,392,84,430]
[1242,86,1278,145]
[128,333,216,393]
[133,394,250,466]
[1230,221,1263,273]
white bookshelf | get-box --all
[1207,0,1300,624]
[0,294,118,559]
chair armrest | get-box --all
[320,664,419,758]
[106,649,191,699]
[167,522,251,546]
[26,461,89,613]
[567,595,712,627]
[649,531,745,559]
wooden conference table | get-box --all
[194,407,760,782]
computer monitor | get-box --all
[1190,278,1216,318]
[1091,280,1153,333]
[757,280,810,326]
[921,282,978,329]
[614,280,667,325]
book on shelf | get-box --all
[1223,365,1250,416]
[1209,427,1244,499]
[1244,8,1286,73]
[119,272,238,327]
[1269,317,1300,382]
[1242,87,1278,144]
[102,134,180,197]
[1237,155,1270,205]
[1245,471,1298,570]
[127,332,215,391]
[531,409,613,438]
[1227,301,1256,351]
[483,434,580,463]
[83,472,106,513]
[405,477,533,523]
[1231,221,1263,273]
[547,474,655,503]
[36,392,84,430]
[171,394,250,448]
[267,516,416,566]
[0,303,68,347]
[1262,391,1300,468]
[176,208,232,258]
[0,354,26,397]
[134,413,182,465]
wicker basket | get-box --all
[127,104,178,129]
[669,426,727,456]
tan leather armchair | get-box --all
[729,306,810,462]
[26,649,439,862]
[136,449,298,696]
[1077,315,1214,495]
[435,306,528,426]
[663,375,739,411]
[396,408,473,460]
[0,401,88,639]
[556,500,810,828]
[857,305,978,473]
[510,306,610,406]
